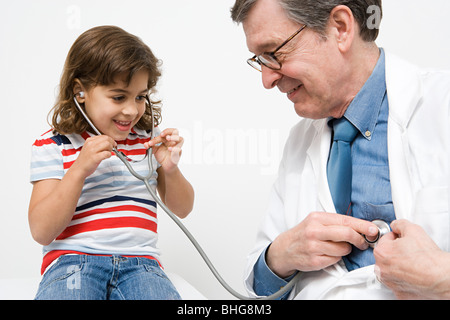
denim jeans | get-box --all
[35,255,181,300]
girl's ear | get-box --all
[72,79,86,103]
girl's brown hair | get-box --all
[50,25,162,135]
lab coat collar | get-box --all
[384,50,423,130]
[384,51,423,220]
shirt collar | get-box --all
[343,48,387,141]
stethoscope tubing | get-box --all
[73,94,301,300]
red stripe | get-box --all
[62,147,82,156]
[62,149,146,169]
[117,148,147,156]
[33,138,56,147]
[63,160,75,170]
[116,137,151,146]
[80,132,150,146]
[81,132,91,140]
[74,205,157,220]
[41,250,161,275]
[56,217,157,240]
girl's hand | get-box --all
[145,128,184,173]
[73,135,117,178]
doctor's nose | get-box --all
[261,65,282,90]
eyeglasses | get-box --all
[247,25,307,72]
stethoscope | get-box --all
[73,92,301,300]
[73,92,390,299]
[363,220,391,248]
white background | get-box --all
[1,0,449,299]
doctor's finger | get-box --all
[389,219,423,238]
[317,225,369,251]
[376,231,397,246]
[316,212,379,238]
[304,255,342,272]
[319,240,353,257]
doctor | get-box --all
[231,0,450,299]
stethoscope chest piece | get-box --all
[364,219,391,248]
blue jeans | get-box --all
[35,255,181,300]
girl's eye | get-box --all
[111,95,147,102]
[113,96,125,102]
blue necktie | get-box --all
[327,118,359,216]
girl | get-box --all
[29,26,194,300]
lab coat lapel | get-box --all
[307,119,336,213]
[385,51,423,220]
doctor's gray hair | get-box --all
[231,0,382,42]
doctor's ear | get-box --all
[327,5,355,53]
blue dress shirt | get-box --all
[253,49,397,298]
[343,48,396,270]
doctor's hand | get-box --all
[266,212,379,278]
[374,219,450,300]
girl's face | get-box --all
[82,70,149,141]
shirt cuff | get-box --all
[253,245,297,300]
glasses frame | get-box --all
[247,24,307,72]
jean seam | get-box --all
[142,264,168,280]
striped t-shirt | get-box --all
[30,127,161,274]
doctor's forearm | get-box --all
[266,238,299,279]
[253,245,294,300]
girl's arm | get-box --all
[28,135,116,245]
[146,128,194,219]
[29,172,85,246]
[157,167,194,219]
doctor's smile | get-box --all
[286,84,302,96]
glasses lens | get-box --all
[259,54,281,70]
[247,58,262,71]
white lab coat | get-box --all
[245,51,450,299]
